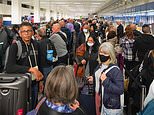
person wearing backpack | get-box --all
[5,22,43,109]
[0,16,15,72]
[49,23,68,66]
[87,42,124,115]
[133,24,154,64]
[37,27,57,85]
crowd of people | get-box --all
[0,16,154,115]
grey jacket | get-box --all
[49,32,68,57]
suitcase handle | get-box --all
[0,87,18,95]
[0,77,18,83]
[140,85,146,111]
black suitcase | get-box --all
[0,73,31,115]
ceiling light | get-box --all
[91,3,101,5]
[55,2,66,5]
[74,3,81,5]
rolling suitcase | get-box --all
[140,85,146,111]
[0,73,31,115]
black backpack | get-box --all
[0,27,14,70]
[3,40,22,72]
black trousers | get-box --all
[56,53,68,66]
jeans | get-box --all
[57,54,68,66]
[31,81,38,109]
[41,66,53,85]
[102,105,123,115]
[79,94,96,115]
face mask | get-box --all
[87,42,94,47]
[99,54,110,62]
[83,29,88,33]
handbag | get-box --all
[76,43,86,56]
[124,77,129,92]
[26,97,46,115]
[76,65,85,78]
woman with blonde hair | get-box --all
[87,42,124,115]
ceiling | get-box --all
[21,0,114,17]
[21,0,154,18]
[97,0,154,16]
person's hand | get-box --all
[81,59,86,65]
[100,72,107,82]
[28,67,44,81]
[39,81,44,93]
[33,68,43,81]
[70,100,79,110]
[87,76,93,84]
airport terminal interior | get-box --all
[0,0,154,27]
[0,0,154,115]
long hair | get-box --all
[86,33,100,53]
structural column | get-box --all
[34,0,40,23]
[51,11,57,20]
[11,0,21,24]
[45,9,51,22]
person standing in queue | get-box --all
[37,65,86,115]
[6,22,43,109]
[87,42,124,115]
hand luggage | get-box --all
[0,73,31,115]
[140,85,146,111]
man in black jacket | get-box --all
[37,27,57,85]
[6,22,43,109]
[133,24,154,63]
[116,21,124,42]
